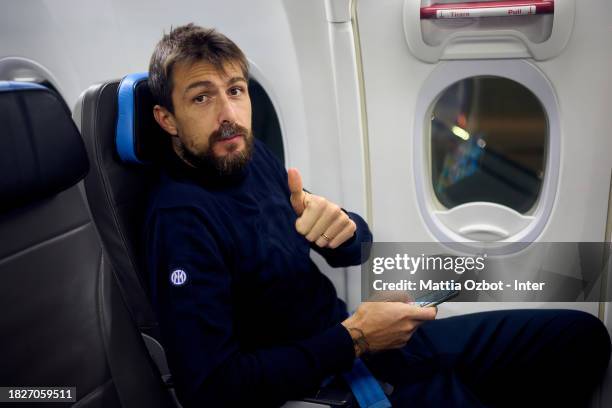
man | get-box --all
[145,24,611,407]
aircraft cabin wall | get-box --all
[355,0,612,320]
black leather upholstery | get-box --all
[250,79,284,164]
[0,85,88,213]
[0,84,173,406]
[78,80,161,337]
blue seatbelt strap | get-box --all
[342,358,392,408]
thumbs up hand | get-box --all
[288,167,308,215]
[287,168,357,249]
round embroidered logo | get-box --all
[170,269,188,286]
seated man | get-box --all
[145,24,611,407]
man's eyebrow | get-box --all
[183,77,247,95]
[227,76,247,85]
[183,80,214,95]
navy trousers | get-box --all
[362,309,611,408]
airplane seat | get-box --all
[0,81,173,407]
[75,75,175,389]
[75,74,353,408]
[75,75,165,340]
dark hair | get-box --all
[148,23,249,112]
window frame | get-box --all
[413,59,560,245]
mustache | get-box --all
[209,122,250,143]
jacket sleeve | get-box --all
[147,207,356,407]
[312,210,373,268]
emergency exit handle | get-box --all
[421,1,554,19]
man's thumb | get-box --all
[288,168,306,215]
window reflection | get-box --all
[431,76,547,213]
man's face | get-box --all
[162,60,253,174]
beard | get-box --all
[177,122,254,177]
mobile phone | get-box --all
[414,289,460,307]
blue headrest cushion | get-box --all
[0,81,89,213]
[116,73,169,164]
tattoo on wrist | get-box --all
[348,327,369,356]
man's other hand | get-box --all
[288,168,357,249]
[341,302,437,357]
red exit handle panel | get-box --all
[421,1,554,19]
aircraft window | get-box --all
[430,76,547,214]
[249,79,284,164]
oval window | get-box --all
[430,76,547,214]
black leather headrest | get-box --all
[0,82,89,213]
[116,73,169,164]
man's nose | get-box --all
[217,93,238,124]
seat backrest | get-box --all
[75,75,165,339]
[0,82,173,407]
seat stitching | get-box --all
[0,221,91,266]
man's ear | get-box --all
[153,105,179,136]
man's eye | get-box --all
[229,87,244,96]
[193,94,208,103]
